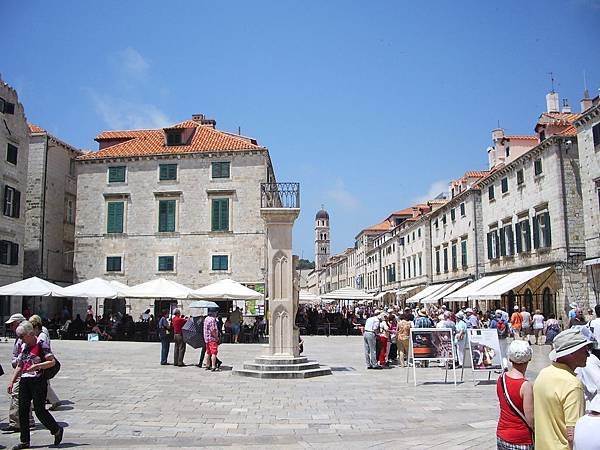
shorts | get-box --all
[207,341,219,355]
[231,323,241,335]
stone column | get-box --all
[261,207,300,357]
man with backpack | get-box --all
[491,311,509,359]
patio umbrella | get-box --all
[125,278,193,299]
[189,279,262,300]
[61,277,119,299]
[109,280,132,297]
[189,300,219,309]
[0,276,67,297]
[181,317,204,349]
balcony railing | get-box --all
[261,182,300,209]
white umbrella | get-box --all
[189,300,219,309]
[0,276,67,297]
[61,277,119,299]
[190,279,262,300]
[109,280,132,297]
[321,286,374,301]
[125,278,193,299]
[299,291,321,305]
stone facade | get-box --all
[398,216,431,289]
[0,78,29,322]
[574,98,600,305]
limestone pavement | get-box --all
[0,336,552,449]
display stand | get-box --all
[409,328,456,386]
[461,329,503,384]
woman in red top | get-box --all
[496,340,534,450]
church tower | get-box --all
[315,206,330,270]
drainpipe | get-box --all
[40,135,49,278]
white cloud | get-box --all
[91,92,171,130]
[414,179,449,203]
[115,47,150,79]
[326,178,360,210]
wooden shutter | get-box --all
[220,199,229,230]
[533,216,540,249]
[13,189,20,218]
[0,240,8,264]
[167,201,175,231]
[107,202,124,233]
[158,200,175,232]
[10,242,18,265]
[494,231,500,258]
[4,102,15,114]
[3,186,9,216]
[499,228,506,256]
[506,226,514,256]
[487,232,493,259]
[515,222,522,253]
[544,212,552,247]
[524,219,532,251]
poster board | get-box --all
[410,328,456,386]
[467,329,502,371]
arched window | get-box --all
[542,287,554,316]
[524,289,533,312]
[506,290,516,313]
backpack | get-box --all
[38,342,61,380]
[496,319,508,338]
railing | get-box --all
[261,182,300,209]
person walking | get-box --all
[510,305,523,339]
[363,310,380,370]
[203,310,221,372]
[230,306,243,344]
[520,306,532,344]
[545,313,561,345]
[7,321,63,449]
[496,340,534,450]
[157,310,171,365]
[454,311,468,368]
[532,309,545,345]
[377,313,390,367]
[2,314,35,433]
[396,313,411,367]
[534,328,592,449]
[570,308,587,328]
[171,309,187,367]
[28,315,60,410]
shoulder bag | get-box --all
[39,342,61,380]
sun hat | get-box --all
[387,308,394,313]
[5,313,26,324]
[507,340,532,364]
[456,311,465,320]
[418,308,428,317]
[549,328,593,362]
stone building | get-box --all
[574,93,600,305]
[0,78,29,322]
[314,207,330,270]
[74,114,275,318]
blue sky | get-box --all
[2,0,600,260]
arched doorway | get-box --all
[542,287,554,317]
[507,290,516,313]
[524,289,533,313]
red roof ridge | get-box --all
[28,123,46,134]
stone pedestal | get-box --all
[235,207,331,379]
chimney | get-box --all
[191,113,216,128]
[191,114,205,123]
[492,128,505,142]
[487,146,497,170]
[546,91,559,112]
[581,88,593,112]
[561,98,571,114]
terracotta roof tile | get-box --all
[556,125,577,136]
[505,135,538,141]
[28,123,46,133]
[538,112,581,125]
[463,170,489,178]
[82,119,264,160]
[364,219,393,232]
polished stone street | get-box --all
[0,336,552,449]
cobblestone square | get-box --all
[0,336,552,449]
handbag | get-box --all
[500,372,534,442]
[39,342,61,380]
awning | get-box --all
[422,280,468,304]
[374,290,397,300]
[445,274,508,302]
[585,257,600,266]
[406,283,448,303]
[321,286,374,301]
[396,285,423,300]
[470,267,553,301]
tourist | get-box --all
[86,304,94,319]
[465,308,479,329]
[521,306,532,344]
[378,313,390,367]
[576,336,600,410]
[414,308,433,328]
[157,310,171,365]
[545,313,561,345]
[6,321,63,449]
[454,311,468,368]
[230,306,243,344]
[570,308,587,328]
[569,302,578,320]
[496,340,534,450]
[510,305,523,339]
[140,309,151,321]
[396,313,411,368]
[574,395,600,450]
[590,305,600,343]
[532,309,545,345]
[533,328,591,449]
[28,315,61,410]
[363,310,380,370]
[2,313,35,433]
[171,309,187,367]
[203,309,221,372]
[387,310,398,363]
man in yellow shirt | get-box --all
[533,328,592,449]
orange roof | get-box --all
[505,135,538,141]
[463,170,489,178]
[28,123,46,133]
[81,119,264,160]
[538,112,581,125]
[364,219,393,232]
[556,125,577,136]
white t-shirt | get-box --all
[574,414,600,450]
[589,318,600,343]
[532,314,545,329]
[521,311,531,327]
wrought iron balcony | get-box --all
[261,182,300,209]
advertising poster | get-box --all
[410,328,454,360]
[468,329,502,371]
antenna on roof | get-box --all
[238,126,241,135]
[583,70,590,99]
[548,72,556,93]
[497,119,500,129]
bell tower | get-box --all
[315,206,330,270]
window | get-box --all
[0,240,19,265]
[212,161,231,179]
[159,164,177,181]
[106,256,122,272]
[211,198,229,231]
[517,169,524,186]
[461,240,467,268]
[533,212,552,249]
[593,123,600,149]
[501,177,509,193]
[158,255,175,271]
[488,185,495,201]
[158,200,176,232]
[0,97,15,114]
[166,131,182,146]
[212,255,229,271]
[534,158,543,176]
[106,202,124,233]
[435,249,440,274]
[460,202,465,217]
[65,196,75,224]
[450,208,455,221]
[505,146,510,157]
[6,143,18,165]
[418,228,421,238]
[69,160,76,177]
[451,243,457,271]
[502,224,514,256]
[442,214,447,226]
[418,254,422,275]
[108,166,126,183]
[3,186,20,218]
[515,219,532,253]
[443,247,448,272]
[487,229,499,260]
[434,218,439,229]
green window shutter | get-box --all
[159,164,177,180]
[451,245,457,270]
[106,256,121,272]
[524,220,532,251]
[499,228,506,256]
[515,222,522,253]
[487,233,493,260]
[108,166,126,183]
[107,202,124,233]
[212,162,230,179]
[158,256,174,271]
[212,199,229,231]
[533,216,540,249]
[158,200,176,232]
[461,241,467,267]
[544,212,552,247]
[506,226,514,255]
[212,255,228,270]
